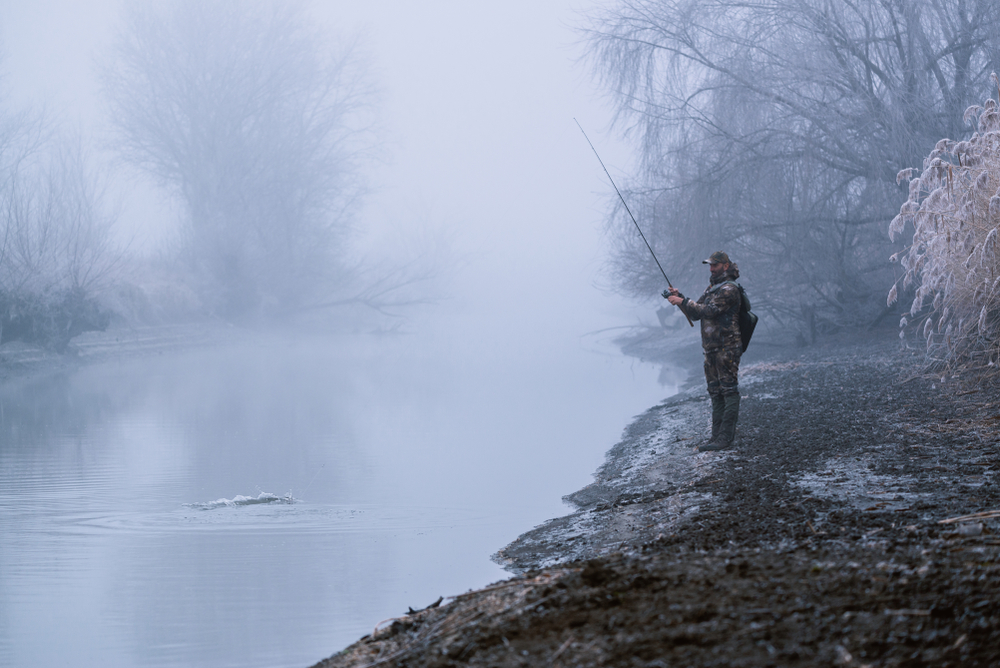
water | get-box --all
[0,330,674,668]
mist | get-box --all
[0,2,679,667]
[0,0,648,334]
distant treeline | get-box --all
[0,1,393,352]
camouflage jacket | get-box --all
[679,267,742,352]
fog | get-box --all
[0,3,680,667]
[3,3,993,663]
[0,0,644,334]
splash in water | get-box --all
[185,491,296,510]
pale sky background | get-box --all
[0,0,660,347]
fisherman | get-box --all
[664,251,743,451]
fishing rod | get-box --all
[574,119,694,327]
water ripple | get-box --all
[64,502,490,536]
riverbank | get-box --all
[312,330,1000,667]
[0,322,247,382]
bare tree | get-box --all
[586,0,1000,335]
[0,105,122,350]
[101,0,375,319]
[0,142,123,294]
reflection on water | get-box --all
[0,332,673,668]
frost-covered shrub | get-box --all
[889,76,1000,369]
[0,288,110,353]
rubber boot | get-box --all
[710,394,725,441]
[700,393,739,452]
[718,393,740,446]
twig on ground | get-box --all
[549,636,575,664]
[938,509,1000,524]
[372,617,408,636]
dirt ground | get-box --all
[312,330,1000,668]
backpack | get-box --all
[710,281,758,352]
[735,283,758,353]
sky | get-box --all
[0,0,657,346]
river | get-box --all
[0,327,676,668]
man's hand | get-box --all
[663,286,684,306]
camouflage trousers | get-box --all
[704,346,741,398]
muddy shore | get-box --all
[312,329,1000,667]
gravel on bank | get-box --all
[312,330,1000,667]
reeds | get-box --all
[889,75,1000,372]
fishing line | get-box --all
[574,118,694,327]
[298,463,327,499]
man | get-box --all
[665,251,742,451]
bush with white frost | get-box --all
[889,75,1000,369]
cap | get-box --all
[702,251,730,265]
